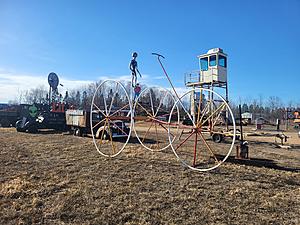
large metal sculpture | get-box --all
[90,51,236,171]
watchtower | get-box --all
[184,48,229,124]
[185,48,228,95]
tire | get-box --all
[27,125,38,133]
[81,130,87,137]
[212,133,223,143]
[75,128,82,137]
[16,127,25,132]
[16,120,25,132]
[102,131,108,140]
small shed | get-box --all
[242,112,253,122]
[255,117,264,130]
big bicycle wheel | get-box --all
[133,87,179,151]
[90,80,132,157]
[168,88,236,171]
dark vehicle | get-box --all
[0,104,20,127]
[15,103,67,133]
[182,114,210,126]
[94,119,130,140]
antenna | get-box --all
[48,72,59,106]
[48,72,59,89]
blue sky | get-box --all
[0,0,299,105]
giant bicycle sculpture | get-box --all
[90,52,236,172]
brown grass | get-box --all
[0,128,299,225]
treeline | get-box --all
[11,81,145,109]
[11,81,105,110]
[230,96,299,122]
[10,81,299,122]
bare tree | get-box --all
[268,96,282,110]
[23,85,48,104]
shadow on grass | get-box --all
[81,134,158,145]
[223,155,300,172]
[24,129,68,135]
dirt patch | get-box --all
[0,128,299,224]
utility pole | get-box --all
[285,108,291,131]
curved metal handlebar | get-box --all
[152,53,165,59]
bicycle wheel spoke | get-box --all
[193,132,198,167]
[212,105,225,127]
[110,103,130,117]
[108,83,120,114]
[174,131,194,151]
[106,120,116,155]
[149,89,155,115]
[103,93,108,115]
[93,103,106,117]
[154,91,168,116]
[159,123,174,137]
[197,103,209,127]
[201,102,226,127]
[155,122,160,148]
[92,117,106,130]
[196,90,203,127]
[134,87,178,152]
[137,102,153,118]
[198,132,219,163]
[141,119,155,143]
[108,119,129,136]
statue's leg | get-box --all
[132,74,134,87]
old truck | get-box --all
[15,103,67,133]
[65,109,130,138]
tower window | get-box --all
[200,57,208,71]
[218,55,227,67]
[209,55,217,66]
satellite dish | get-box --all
[48,72,59,89]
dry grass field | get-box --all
[0,127,300,225]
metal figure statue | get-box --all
[129,52,142,87]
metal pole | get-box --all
[152,53,199,126]
[49,86,51,110]
[285,108,289,131]
[226,81,229,131]
[156,55,181,100]
[191,87,195,123]
[239,104,243,144]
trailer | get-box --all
[0,110,18,127]
[65,109,130,138]
[65,110,90,136]
[0,104,21,127]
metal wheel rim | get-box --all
[133,87,179,152]
[168,87,236,172]
[90,79,133,157]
